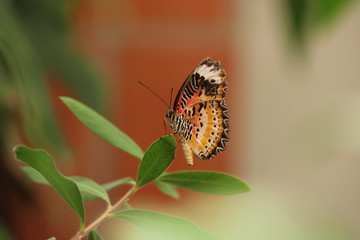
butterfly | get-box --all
[165,58,229,165]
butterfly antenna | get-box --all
[169,87,174,109]
[138,81,170,108]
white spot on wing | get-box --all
[194,62,224,84]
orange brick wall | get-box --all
[74,0,237,172]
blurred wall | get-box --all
[229,1,360,239]
[240,0,360,181]
[73,0,239,176]
[107,1,360,239]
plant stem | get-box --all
[70,186,137,240]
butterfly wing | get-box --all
[173,58,229,161]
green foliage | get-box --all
[112,209,219,240]
[20,166,132,205]
[14,146,85,229]
[88,230,103,240]
[80,177,136,203]
[311,0,355,26]
[0,0,66,153]
[284,0,355,48]
[21,166,48,185]
[14,97,251,239]
[102,177,135,191]
[136,135,175,188]
[158,171,251,195]
[61,97,143,159]
[0,1,106,154]
[155,180,180,199]
[0,222,12,240]
[13,0,106,112]
[69,177,110,205]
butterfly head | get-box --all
[165,108,174,120]
[165,108,177,131]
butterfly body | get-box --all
[166,58,229,165]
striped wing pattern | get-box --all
[167,58,229,165]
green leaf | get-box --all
[69,177,110,205]
[14,146,85,228]
[136,135,175,188]
[158,171,251,195]
[88,230,103,240]
[21,166,48,184]
[14,0,106,113]
[0,221,12,240]
[283,0,355,50]
[60,97,143,159]
[123,203,133,210]
[155,180,180,199]
[312,0,355,27]
[80,177,135,202]
[284,0,309,44]
[0,2,68,154]
[21,166,111,205]
[102,177,135,191]
[112,209,219,240]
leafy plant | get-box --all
[0,0,106,154]
[13,97,251,239]
[0,2,106,238]
[283,0,356,48]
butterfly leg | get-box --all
[163,117,173,135]
[181,139,193,166]
[163,119,168,135]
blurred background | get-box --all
[1,0,360,239]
